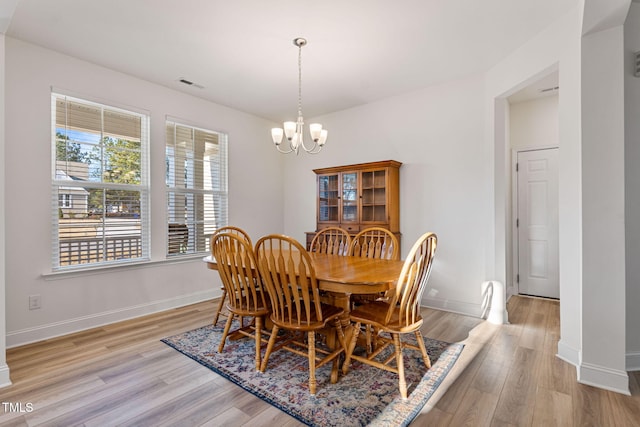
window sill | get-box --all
[41,254,207,281]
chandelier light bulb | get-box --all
[318,129,328,146]
[283,121,296,141]
[271,128,284,145]
[309,123,323,142]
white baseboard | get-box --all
[6,289,216,348]
[578,362,630,395]
[556,339,580,367]
[626,351,640,371]
[422,296,483,318]
[0,364,11,389]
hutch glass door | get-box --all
[341,172,358,224]
[361,169,387,223]
[318,174,339,223]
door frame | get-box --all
[511,145,559,297]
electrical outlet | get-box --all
[29,295,41,310]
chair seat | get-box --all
[271,303,343,331]
[349,301,423,334]
[226,300,270,318]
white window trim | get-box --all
[51,91,151,271]
[165,118,228,257]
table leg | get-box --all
[322,291,354,350]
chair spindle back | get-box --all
[349,227,399,260]
[255,235,323,327]
[309,227,352,256]
[386,232,437,327]
[211,232,266,313]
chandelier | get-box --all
[271,38,327,155]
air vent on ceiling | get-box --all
[635,51,640,77]
[178,78,204,89]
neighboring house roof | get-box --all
[56,169,89,195]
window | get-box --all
[58,194,71,208]
[165,120,228,256]
[52,93,149,269]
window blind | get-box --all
[165,120,228,256]
[52,93,150,270]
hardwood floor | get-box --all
[1,296,638,426]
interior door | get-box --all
[517,148,559,299]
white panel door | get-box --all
[517,148,559,299]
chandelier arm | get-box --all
[299,139,320,153]
[275,144,295,154]
[307,143,323,154]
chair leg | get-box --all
[414,331,431,369]
[213,289,227,325]
[372,326,381,351]
[254,316,262,371]
[260,325,280,372]
[308,331,317,395]
[393,333,407,400]
[342,322,361,375]
[218,312,235,353]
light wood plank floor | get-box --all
[1,296,638,426]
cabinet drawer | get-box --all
[341,224,360,233]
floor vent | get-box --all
[635,51,640,77]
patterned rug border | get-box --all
[162,325,464,427]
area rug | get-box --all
[161,323,463,427]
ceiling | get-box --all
[4,0,575,122]
[508,70,560,104]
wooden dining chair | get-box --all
[210,232,269,371]
[309,227,352,256]
[255,234,347,395]
[211,226,253,326]
[349,227,400,329]
[342,231,437,400]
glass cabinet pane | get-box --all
[341,172,358,222]
[318,174,339,222]
[361,170,386,222]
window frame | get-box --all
[58,194,71,208]
[51,92,150,271]
[165,118,228,257]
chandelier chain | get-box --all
[298,42,303,118]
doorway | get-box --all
[514,147,559,299]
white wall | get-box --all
[509,96,560,150]
[283,74,489,317]
[486,1,631,394]
[486,5,584,372]
[0,32,10,386]
[581,23,628,393]
[4,38,284,347]
[624,1,640,371]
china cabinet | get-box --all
[306,160,401,249]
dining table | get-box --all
[204,250,405,344]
